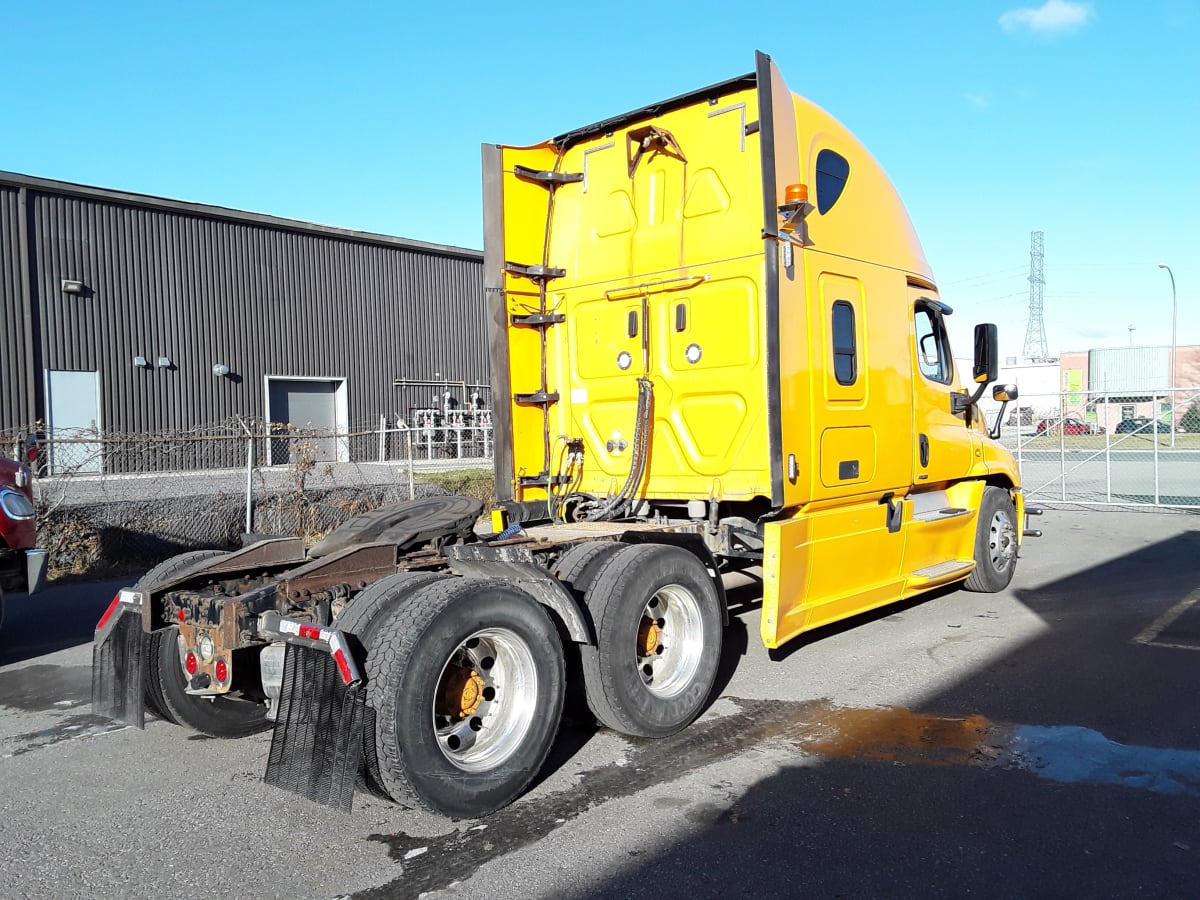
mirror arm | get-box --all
[989,399,1011,440]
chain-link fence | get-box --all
[982,385,1200,509]
[5,417,495,579]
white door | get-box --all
[45,370,101,474]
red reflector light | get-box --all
[24,444,37,464]
[185,652,198,676]
[96,595,122,631]
[333,648,352,685]
[215,658,228,683]
[299,624,321,641]
[177,608,186,622]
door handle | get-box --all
[919,433,930,468]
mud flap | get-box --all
[264,643,366,812]
[91,606,146,728]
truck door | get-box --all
[910,291,975,486]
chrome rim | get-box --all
[431,627,538,773]
[987,509,1017,573]
[635,584,705,698]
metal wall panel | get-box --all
[2,172,486,438]
[0,187,32,430]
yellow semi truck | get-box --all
[92,52,1038,820]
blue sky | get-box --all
[2,1,1196,359]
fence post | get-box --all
[236,416,254,534]
[378,414,386,463]
[404,423,415,500]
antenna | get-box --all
[1023,230,1049,361]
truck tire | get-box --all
[964,487,1018,593]
[152,626,270,738]
[367,577,565,818]
[552,541,622,602]
[579,543,722,738]
[334,570,451,655]
[139,550,228,725]
[333,569,451,798]
[139,550,270,737]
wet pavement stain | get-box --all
[0,664,93,712]
[353,699,1200,898]
[2,713,128,757]
[357,698,832,899]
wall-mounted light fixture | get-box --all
[133,356,148,368]
[212,363,230,377]
[157,356,172,368]
[62,279,87,295]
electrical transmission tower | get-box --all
[1023,230,1049,361]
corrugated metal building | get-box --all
[0,171,486,455]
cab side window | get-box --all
[914,305,953,384]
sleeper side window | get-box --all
[832,301,857,385]
[914,304,953,385]
[815,149,850,214]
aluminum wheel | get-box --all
[635,583,705,699]
[986,508,1017,573]
[431,627,538,773]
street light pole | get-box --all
[1158,263,1177,447]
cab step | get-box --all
[909,559,975,584]
[911,507,971,523]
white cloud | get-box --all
[999,0,1094,35]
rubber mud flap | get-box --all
[264,644,366,812]
[91,607,146,728]
[308,495,484,559]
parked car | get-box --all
[1114,417,1171,434]
[1035,417,1103,436]
[0,435,46,630]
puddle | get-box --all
[800,706,1007,767]
[0,664,93,712]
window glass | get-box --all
[914,305,953,384]
[815,149,850,215]
[832,300,857,385]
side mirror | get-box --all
[973,323,999,385]
[988,382,1019,440]
[992,383,1018,403]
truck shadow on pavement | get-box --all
[561,529,1200,899]
[0,578,125,666]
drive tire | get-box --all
[333,569,451,797]
[964,486,1018,593]
[368,577,565,819]
[152,625,271,738]
[580,543,722,738]
[139,550,270,737]
[139,550,227,725]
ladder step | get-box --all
[513,165,584,187]
[911,507,971,523]
[513,391,559,406]
[511,312,566,327]
[910,559,975,581]
[505,262,566,283]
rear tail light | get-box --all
[214,658,229,683]
[185,652,198,676]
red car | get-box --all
[0,437,46,629]
[1036,417,1103,436]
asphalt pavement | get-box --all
[1,508,1198,899]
